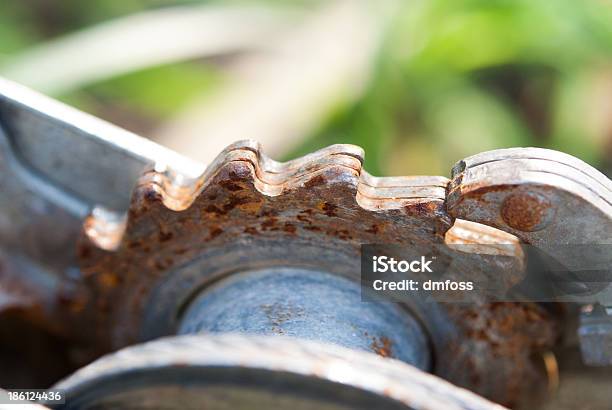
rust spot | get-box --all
[153,257,174,270]
[222,196,251,212]
[296,214,310,223]
[244,227,259,235]
[209,227,223,240]
[204,204,224,215]
[404,201,435,217]
[127,240,142,249]
[501,192,554,232]
[319,202,338,217]
[458,184,513,201]
[98,273,120,288]
[304,174,327,188]
[238,198,263,214]
[78,245,92,259]
[63,292,87,314]
[370,336,393,358]
[261,218,278,230]
[261,209,278,217]
[365,224,379,234]
[304,226,322,232]
[219,181,244,192]
[329,229,352,240]
[283,223,297,234]
[158,230,173,242]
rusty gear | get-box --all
[74,141,558,407]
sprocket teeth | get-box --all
[83,140,454,251]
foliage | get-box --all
[0,0,610,176]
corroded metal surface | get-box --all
[52,334,508,410]
[0,123,91,388]
[76,141,555,407]
[440,302,557,403]
[446,147,612,367]
[447,147,612,259]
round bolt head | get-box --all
[501,192,555,232]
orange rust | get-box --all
[365,224,380,234]
[296,214,310,223]
[304,174,327,188]
[304,225,322,232]
[453,183,513,201]
[222,195,252,213]
[318,201,338,217]
[77,244,93,259]
[208,227,223,240]
[204,204,224,215]
[261,218,278,230]
[158,230,173,242]
[244,227,259,235]
[219,180,244,192]
[501,192,554,232]
[282,223,297,234]
[97,272,120,288]
[237,198,263,214]
[370,336,393,358]
[440,302,560,408]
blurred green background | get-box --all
[1,0,611,177]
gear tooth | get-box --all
[120,142,368,224]
[79,139,467,267]
[357,171,450,213]
[81,206,127,253]
[222,139,262,154]
[341,144,365,163]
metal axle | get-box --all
[178,267,431,370]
